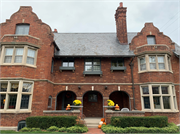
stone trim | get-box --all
[103,97,109,99]
[43,110,80,113]
[1,34,40,40]
[76,97,82,99]
[105,110,145,114]
[0,126,17,131]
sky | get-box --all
[0,0,180,45]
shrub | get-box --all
[111,116,168,128]
[58,127,67,132]
[20,127,31,132]
[101,123,179,133]
[47,126,59,131]
[66,126,88,133]
[31,128,41,132]
[26,116,77,129]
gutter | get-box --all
[129,56,137,110]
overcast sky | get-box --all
[0,0,179,45]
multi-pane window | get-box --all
[138,54,171,72]
[147,36,156,44]
[111,59,124,67]
[1,46,37,66]
[62,59,74,67]
[140,57,146,71]
[26,49,35,65]
[15,24,30,35]
[85,59,101,71]
[141,85,178,111]
[0,80,33,112]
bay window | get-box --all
[0,45,38,67]
[138,54,171,72]
[0,80,33,113]
[140,84,178,112]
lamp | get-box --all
[78,86,81,89]
[105,86,107,90]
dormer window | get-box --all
[15,24,30,35]
[147,35,156,44]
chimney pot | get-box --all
[120,2,123,7]
[53,29,58,33]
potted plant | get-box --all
[103,99,115,110]
[70,100,83,110]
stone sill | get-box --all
[110,66,126,72]
[0,126,17,131]
[105,110,145,114]
[0,64,37,68]
[0,110,32,113]
[43,110,80,113]
[83,71,103,76]
[59,67,75,72]
[138,70,173,74]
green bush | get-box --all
[20,127,31,132]
[31,127,41,132]
[111,116,168,128]
[101,123,179,133]
[66,126,88,133]
[26,116,77,129]
[47,126,59,131]
[58,127,67,132]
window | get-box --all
[15,24,30,35]
[51,59,54,73]
[147,35,156,44]
[48,96,52,108]
[85,59,100,71]
[62,59,74,67]
[59,59,75,72]
[141,84,178,112]
[0,45,38,67]
[138,54,171,72]
[111,58,126,72]
[0,80,33,113]
[17,120,26,131]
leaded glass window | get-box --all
[85,59,100,71]
[62,59,74,67]
[4,48,13,63]
[149,56,156,69]
[8,95,17,109]
[147,36,156,44]
[158,56,165,69]
[0,83,7,92]
[15,24,30,35]
[22,83,32,92]
[20,95,30,109]
[111,59,124,67]
[14,48,24,63]
[10,83,19,92]
[0,94,6,109]
[140,57,146,70]
[26,49,35,65]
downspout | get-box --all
[129,56,137,110]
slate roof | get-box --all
[174,43,180,57]
[54,33,137,57]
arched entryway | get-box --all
[109,91,130,110]
[56,91,76,110]
[83,91,103,117]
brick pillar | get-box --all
[77,97,83,118]
[103,97,109,121]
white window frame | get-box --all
[138,54,172,73]
[140,84,178,112]
[0,45,38,68]
[0,80,34,113]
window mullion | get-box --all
[145,55,149,71]
[159,85,164,111]
[164,54,168,70]
[16,81,23,111]
[0,46,5,64]
[11,47,15,64]
[169,85,174,111]
[156,55,158,70]
[149,85,154,111]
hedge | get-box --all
[101,123,179,133]
[26,116,77,129]
[111,116,168,128]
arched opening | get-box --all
[56,91,76,110]
[17,120,26,131]
[83,91,103,117]
[109,91,130,110]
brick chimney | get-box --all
[115,2,128,44]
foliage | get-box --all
[47,126,59,131]
[101,123,179,133]
[107,99,114,106]
[66,126,88,133]
[20,127,31,132]
[73,100,82,106]
[111,116,168,128]
[26,116,77,129]
[58,127,67,132]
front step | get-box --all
[84,118,102,128]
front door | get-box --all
[83,91,103,117]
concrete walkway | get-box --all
[83,128,104,134]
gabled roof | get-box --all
[54,32,137,57]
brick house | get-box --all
[0,2,180,129]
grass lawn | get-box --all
[0,130,66,133]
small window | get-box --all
[85,59,100,71]
[48,96,52,108]
[111,59,124,67]
[17,120,26,131]
[88,93,97,102]
[147,36,156,44]
[62,59,74,67]
[15,24,30,35]
[140,57,146,71]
